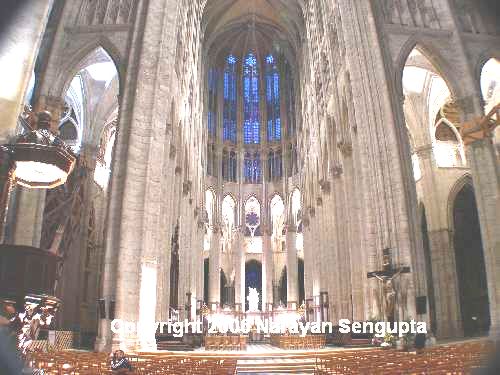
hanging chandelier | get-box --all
[7,110,76,189]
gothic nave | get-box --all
[0,1,499,370]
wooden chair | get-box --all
[239,335,247,351]
[216,336,225,351]
[230,335,240,350]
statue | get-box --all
[373,270,403,322]
[247,287,260,312]
[367,248,410,322]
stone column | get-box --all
[416,145,462,338]
[302,217,313,301]
[209,225,221,304]
[310,212,322,300]
[464,137,500,338]
[196,219,205,308]
[338,0,423,321]
[0,0,54,142]
[428,229,463,338]
[233,229,244,309]
[137,259,158,350]
[107,0,179,351]
[262,226,273,310]
[286,224,298,307]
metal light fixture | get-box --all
[9,111,76,189]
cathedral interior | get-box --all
[0,0,499,371]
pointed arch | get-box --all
[447,174,474,229]
[269,194,285,238]
[479,56,500,113]
[395,38,461,100]
[448,176,490,336]
[56,38,123,98]
[474,47,500,105]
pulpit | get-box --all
[0,244,60,304]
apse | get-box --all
[203,0,301,186]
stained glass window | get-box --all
[207,68,217,137]
[243,53,260,144]
[223,55,237,143]
[285,63,296,136]
[266,55,281,142]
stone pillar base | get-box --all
[95,319,113,352]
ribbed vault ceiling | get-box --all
[202,0,304,64]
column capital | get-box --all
[307,206,316,218]
[286,224,297,233]
[331,164,343,178]
[415,144,433,158]
[79,143,98,170]
[318,179,331,194]
[450,95,475,117]
[182,180,192,195]
[301,213,310,229]
[338,141,352,157]
[169,145,176,160]
[260,224,272,236]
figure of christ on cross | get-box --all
[367,248,410,322]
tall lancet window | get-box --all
[243,53,260,144]
[207,68,217,137]
[266,54,281,142]
[285,63,296,136]
[223,55,237,143]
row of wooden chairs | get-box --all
[205,335,248,351]
[270,334,326,350]
[26,351,237,374]
[315,340,494,374]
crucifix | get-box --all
[367,248,410,322]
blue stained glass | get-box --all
[243,53,260,144]
[245,53,257,66]
[273,72,279,99]
[266,59,280,142]
[208,68,217,136]
[223,58,237,143]
[266,54,274,64]
[208,111,214,135]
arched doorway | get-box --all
[245,260,262,311]
[453,184,490,336]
